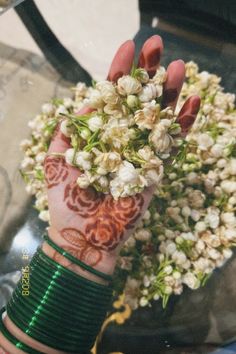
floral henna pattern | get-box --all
[103,194,145,230]
[86,214,124,251]
[64,181,103,217]
[44,156,69,188]
[60,228,102,266]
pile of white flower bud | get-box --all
[20,62,236,310]
[57,67,182,199]
[119,62,236,309]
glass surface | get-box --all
[0,1,236,353]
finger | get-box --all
[177,95,201,136]
[162,60,185,110]
[107,40,135,82]
[138,35,163,77]
[48,106,93,154]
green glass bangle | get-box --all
[8,290,102,352]
[0,307,43,354]
[7,301,97,349]
[36,247,112,293]
[30,253,112,300]
[43,233,113,283]
[12,284,105,328]
[5,246,113,353]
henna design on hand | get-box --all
[85,194,145,251]
[64,181,103,217]
[44,156,69,188]
[103,194,145,230]
[85,214,123,251]
[60,228,102,266]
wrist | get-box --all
[43,227,117,285]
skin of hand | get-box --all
[0,35,201,354]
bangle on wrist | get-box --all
[43,233,113,283]
[3,245,113,353]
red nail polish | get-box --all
[147,48,160,68]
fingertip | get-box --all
[177,95,201,135]
[107,40,135,82]
[138,35,164,77]
[162,60,186,109]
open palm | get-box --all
[44,36,200,274]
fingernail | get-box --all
[178,114,195,132]
[147,47,161,68]
[162,88,178,106]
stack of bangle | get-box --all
[2,236,113,354]
[43,233,113,283]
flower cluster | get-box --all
[117,62,236,309]
[57,67,180,199]
[20,62,236,310]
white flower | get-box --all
[41,103,55,115]
[197,133,214,150]
[182,272,200,289]
[117,161,139,183]
[139,297,149,307]
[137,145,156,162]
[117,75,142,96]
[210,144,224,158]
[124,277,140,310]
[185,61,198,78]
[75,82,87,96]
[205,207,220,229]
[195,221,207,232]
[63,97,73,108]
[75,151,92,171]
[20,139,32,151]
[182,206,191,217]
[165,242,177,255]
[55,105,68,117]
[144,166,164,186]
[96,80,119,104]
[164,265,173,275]
[65,148,75,165]
[77,174,90,189]
[188,190,205,208]
[88,115,103,132]
[21,157,35,171]
[138,83,161,102]
[152,66,167,84]
[173,271,181,280]
[134,102,160,130]
[208,248,221,260]
[221,212,236,227]
[172,251,187,265]
[223,248,233,259]
[191,209,201,222]
[60,119,75,137]
[149,119,173,154]
[88,89,104,109]
[221,180,236,194]
[98,176,109,189]
[35,152,46,164]
[101,118,135,149]
[135,229,151,242]
[39,210,50,222]
[153,293,160,300]
[94,152,121,173]
[127,95,139,108]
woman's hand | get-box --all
[43,35,201,281]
